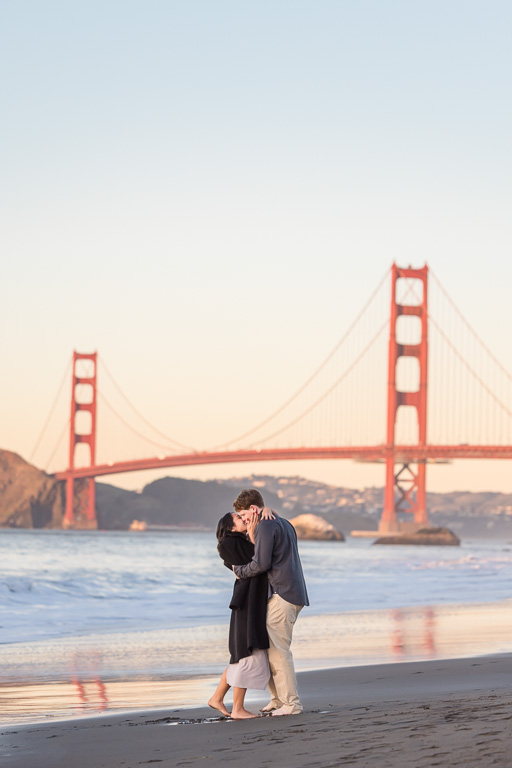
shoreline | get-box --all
[2,653,512,767]
[2,645,512,729]
[2,598,511,727]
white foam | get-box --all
[1,531,511,646]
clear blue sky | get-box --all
[2,1,512,493]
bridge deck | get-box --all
[54,445,512,479]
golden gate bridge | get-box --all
[33,264,512,531]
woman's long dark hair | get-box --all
[216,512,234,551]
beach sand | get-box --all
[1,653,511,768]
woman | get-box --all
[208,510,270,719]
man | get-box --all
[232,488,309,716]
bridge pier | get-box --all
[63,477,97,530]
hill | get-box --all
[216,475,512,539]
[1,450,512,538]
[0,450,64,527]
[95,477,282,530]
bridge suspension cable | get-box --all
[428,270,512,446]
[246,318,389,447]
[431,269,512,381]
[30,356,72,462]
[429,316,512,422]
[97,391,194,454]
[44,418,70,471]
[213,267,390,450]
[98,355,194,453]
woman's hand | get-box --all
[261,506,276,521]
[246,513,259,544]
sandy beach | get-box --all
[2,536,511,767]
[2,653,511,768]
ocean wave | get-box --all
[1,531,511,644]
[1,578,34,595]
[409,552,512,570]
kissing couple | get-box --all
[209,488,309,719]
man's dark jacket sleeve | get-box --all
[234,522,274,578]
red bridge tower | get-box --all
[380,264,429,533]
[63,351,98,529]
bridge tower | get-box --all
[63,351,98,529]
[380,264,429,533]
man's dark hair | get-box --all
[233,488,265,512]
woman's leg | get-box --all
[231,686,258,719]
[208,667,231,716]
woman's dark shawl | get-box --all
[218,532,269,663]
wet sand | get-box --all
[2,599,511,727]
[1,654,511,768]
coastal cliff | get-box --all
[0,450,64,528]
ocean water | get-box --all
[2,529,512,723]
[1,529,511,647]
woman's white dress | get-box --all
[226,648,270,690]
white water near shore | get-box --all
[2,529,512,647]
[1,529,512,724]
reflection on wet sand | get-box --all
[1,600,511,725]
[0,676,220,725]
[70,651,108,711]
[391,607,436,658]
[72,678,108,711]
[293,600,511,670]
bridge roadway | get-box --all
[53,445,512,480]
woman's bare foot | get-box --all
[230,708,259,719]
[208,697,231,717]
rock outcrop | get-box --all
[373,527,460,546]
[129,519,148,531]
[288,513,344,541]
[0,450,64,528]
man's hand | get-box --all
[232,565,239,579]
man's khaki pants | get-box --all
[266,594,303,714]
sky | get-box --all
[2,1,512,495]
